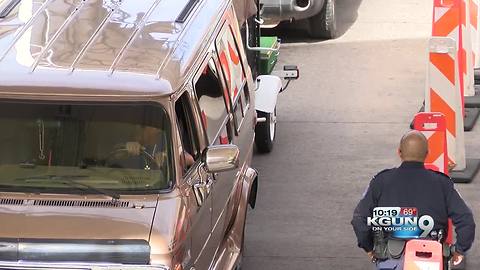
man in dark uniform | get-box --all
[351,130,475,268]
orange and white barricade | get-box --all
[470,0,480,68]
[414,113,456,245]
[431,0,474,98]
[424,36,466,170]
[414,112,448,173]
[429,0,480,181]
[462,0,476,96]
[465,0,480,109]
[426,0,467,171]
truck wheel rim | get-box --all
[270,110,276,141]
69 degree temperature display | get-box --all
[368,207,434,238]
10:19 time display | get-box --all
[372,207,400,218]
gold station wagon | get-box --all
[0,0,298,269]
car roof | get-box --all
[0,0,229,99]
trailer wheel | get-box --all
[308,0,337,39]
[255,109,276,153]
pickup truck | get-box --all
[261,0,337,39]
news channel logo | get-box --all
[367,207,434,238]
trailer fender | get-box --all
[255,75,282,113]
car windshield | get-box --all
[0,100,173,194]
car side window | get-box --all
[193,58,232,145]
[215,24,250,133]
[175,92,200,173]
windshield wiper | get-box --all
[15,175,120,200]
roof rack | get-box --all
[175,0,199,23]
[0,0,21,18]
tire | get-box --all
[255,109,276,153]
[308,0,337,39]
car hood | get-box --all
[0,192,188,265]
[0,193,158,241]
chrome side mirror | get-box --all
[202,145,240,173]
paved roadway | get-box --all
[243,0,480,269]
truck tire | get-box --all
[255,109,276,153]
[308,0,337,39]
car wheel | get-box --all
[308,0,337,39]
[255,109,276,153]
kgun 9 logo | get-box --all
[367,207,434,238]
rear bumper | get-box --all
[260,0,325,25]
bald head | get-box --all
[398,130,428,162]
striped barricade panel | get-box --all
[413,112,448,174]
[432,0,473,99]
[462,0,475,96]
[425,37,466,170]
[414,112,455,249]
[470,0,480,68]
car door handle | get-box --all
[193,181,208,206]
[192,175,214,207]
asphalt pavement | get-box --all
[243,0,480,269]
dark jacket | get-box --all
[351,161,475,254]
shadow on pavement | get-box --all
[262,0,363,43]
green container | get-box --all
[259,36,279,75]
